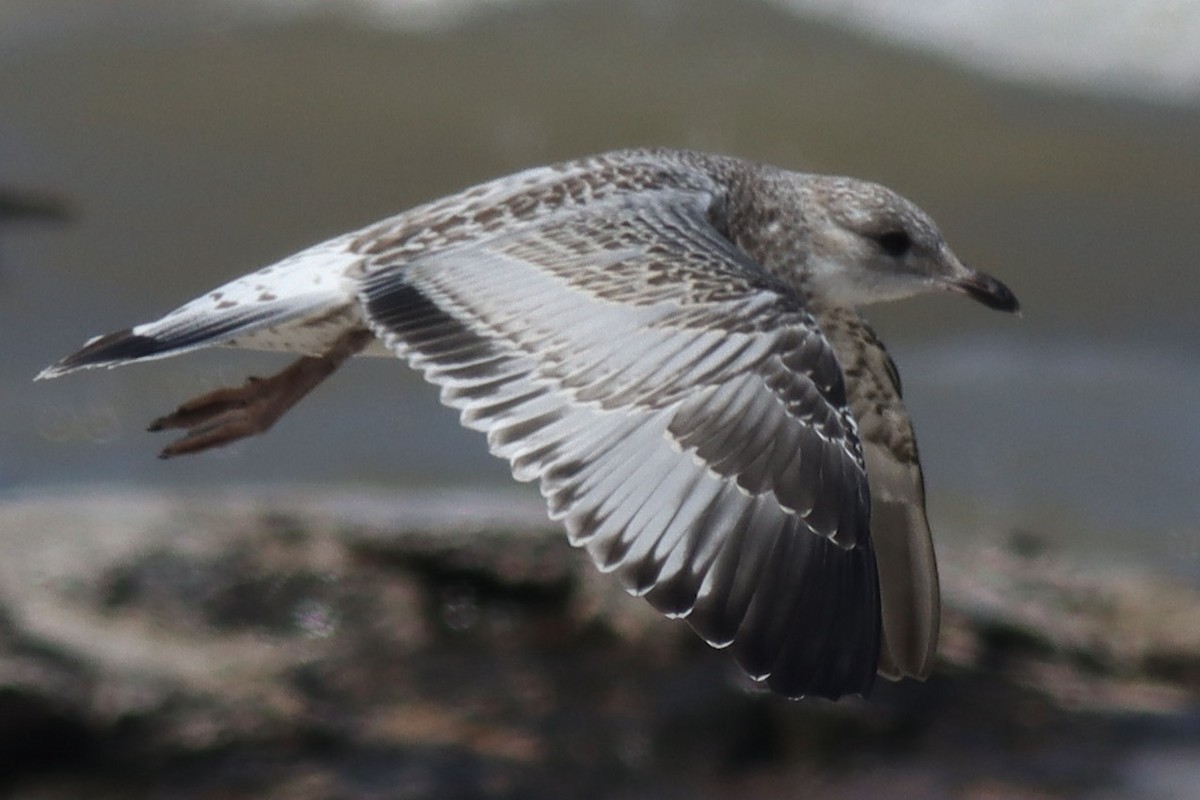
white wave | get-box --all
[767,0,1200,104]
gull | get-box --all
[40,148,1018,699]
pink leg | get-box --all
[149,328,373,458]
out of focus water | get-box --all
[2,0,1198,578]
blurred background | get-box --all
[4,0,1199,577]
[3,1,1200,798]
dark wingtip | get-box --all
[37,328,163,380]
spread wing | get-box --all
[358,189,880,698]
[819,308,940,681]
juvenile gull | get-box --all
[40,148,1018,700]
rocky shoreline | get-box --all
[1,489,1198,799]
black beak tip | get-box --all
[959,274,1020,314]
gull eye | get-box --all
[875,230,912,257]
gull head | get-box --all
[794,175,1019,314]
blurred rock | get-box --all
[0,489,1198,799]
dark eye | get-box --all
[875,230,912,257]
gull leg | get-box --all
[149,328,373,458]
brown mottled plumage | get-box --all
[40,149,1018,699]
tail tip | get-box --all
[37,328,161,380]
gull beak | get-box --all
[952,270,1020,313]
[941,254,1020,314]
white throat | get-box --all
[803,254,931,309]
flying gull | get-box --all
[40,148,1018,699]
